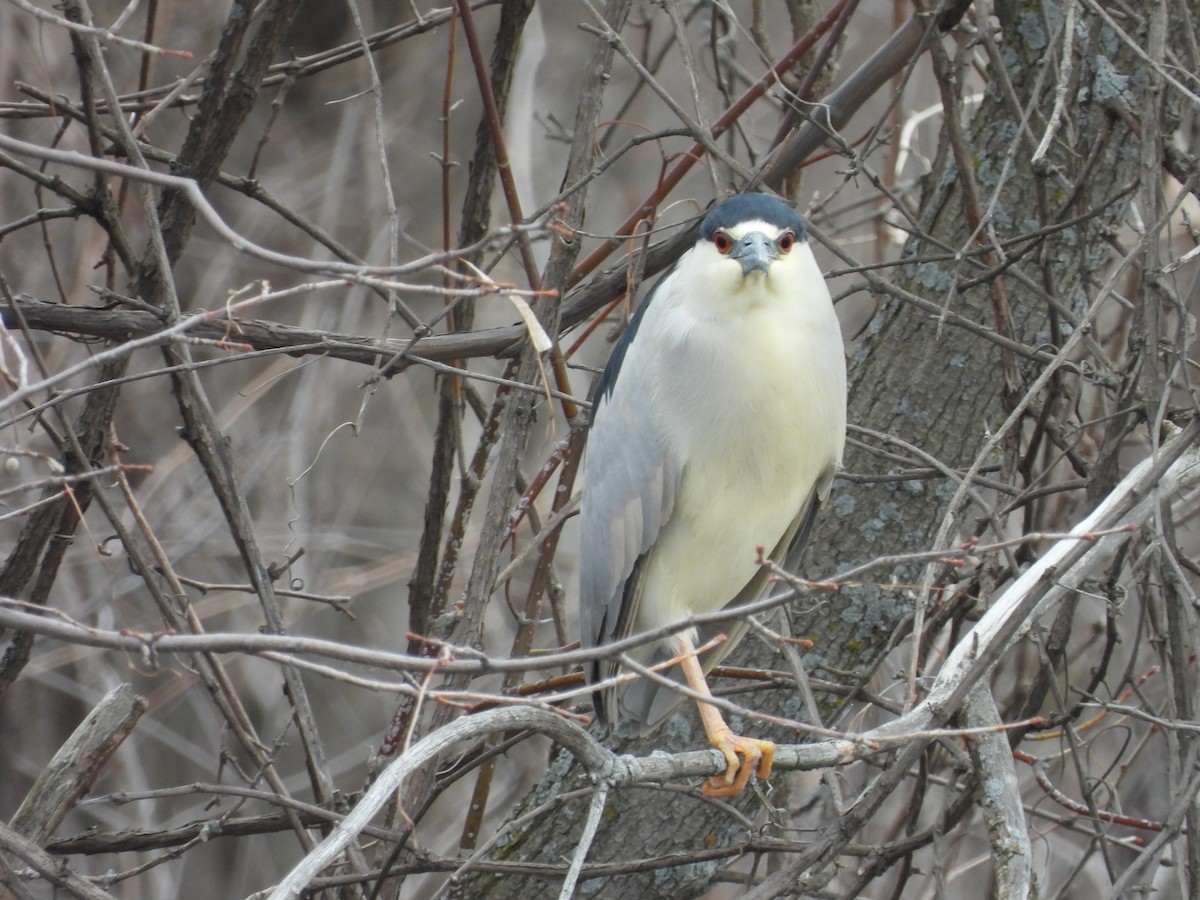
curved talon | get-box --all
[702,732,775,797]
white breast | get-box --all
[634,243,846,629]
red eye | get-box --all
[712,231,733,254]
[778,232,795,253]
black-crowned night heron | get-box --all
[580,192,847,797]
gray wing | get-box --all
[579,288,680,728]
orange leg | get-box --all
[674,635,775,797]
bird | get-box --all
[579,192,847,797]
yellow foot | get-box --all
[702,732,776,797]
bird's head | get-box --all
[689,193,813,302]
